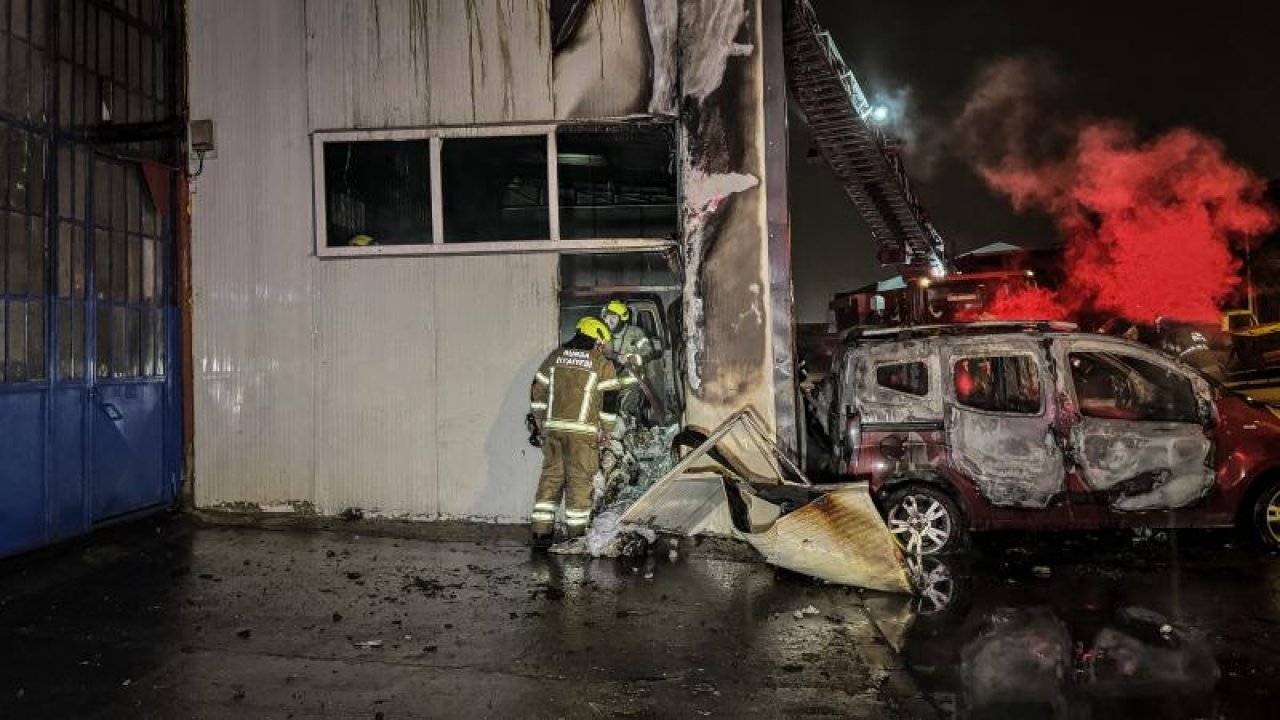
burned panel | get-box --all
[846,340,944,425]
[551,0,677,119]
[679,0,781,449]
[943,340,1065,509]
[1055,337,1216,512]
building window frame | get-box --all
[312,123,676,258]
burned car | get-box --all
[809,322,1280,555]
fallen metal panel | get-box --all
[738,485,913,594]
[620,409,911,593]
[619,471,739,537]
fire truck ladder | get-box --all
[783,0,948,272]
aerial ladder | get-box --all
[782,0,949,275]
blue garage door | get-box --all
[0,0,180,557]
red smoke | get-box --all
[978,123,1275,324]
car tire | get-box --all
[1248,477,1280,550]
[882,485,967,556]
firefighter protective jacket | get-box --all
[530,345,621,435]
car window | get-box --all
[953,355,1040,414]
[1069,352,1199,423]
[875,361,928,396]
[636,307,660,339]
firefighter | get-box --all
[527,317,621,547]
[600,299,656,418]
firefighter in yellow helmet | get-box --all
[600,298,656,419]
[527,317,621,547]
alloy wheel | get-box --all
[888,493,952,556]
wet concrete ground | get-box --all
[899,530,1280,720]
[3,517,1278,719]
[0,515,932,719]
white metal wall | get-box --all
[190,0,560,520]
[190,0,317,509]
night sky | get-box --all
[788,0,1280,322]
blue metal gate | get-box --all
[1,0,180,558]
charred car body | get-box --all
[806,322,1280,554]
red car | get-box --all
[815,323,1280,554]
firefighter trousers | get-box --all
[531,430,599,538]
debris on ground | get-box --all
[353,640,383,649]
[1031,565,1051,579]
[792,605,821,620]
[550,423,679,558]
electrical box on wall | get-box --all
[190,119,216,156]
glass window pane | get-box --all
[28,215,45,296]
[0,301,5,382]
[96,8,111,78]
[128,27,140,92]
[556,126,677,240]
[126,166,141,233]
[93,228,109,298]
[26,133,45,213]
[140,307,154,376]
[876,362,929,397]
[126,307,140,377]
[32,0,48,49]
[96,304,110,377]
[114,17,127,85]
[94,158,111,227]
[111,231,127,301]
[141,237,155,302]
[8,301,28,381]
[6,41,30,119]
[75,148,89,220]
[7,212,29,295]
[1070,352,1200,423]
[8,128,28,209]
[59,1,74,60]
[58,146,73,218]
[58,222,72,296]
[58,61,73,124]
[28,301,45,379]
[140,32,153,99]
[128,234,141,302]
[58,303,73,379]
[111,162,125,228]
[71,304,85,379]
[30,46,48,120]
[441,136,549,243]
[72,226,85,297]
[0,129,9,204]
[154,308,165,376]
[154,239,165,301]
[322,140,431,248]
[954,355,1041,414]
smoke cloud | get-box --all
[954,56,1276,324]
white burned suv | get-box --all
[808,322,1280,555]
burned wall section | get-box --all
[679,0,786,446]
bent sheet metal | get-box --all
[619,408,912,593]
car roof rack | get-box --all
[845,320,1078,344]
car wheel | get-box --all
[1250,478,1280,550]
[883,485,967,556]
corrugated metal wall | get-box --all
[305,0,554,129]
[190,0,317,509]
[190,0,559,520]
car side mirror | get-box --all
[651,337,664,354]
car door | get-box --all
[1054,337,1214,511]
[944,338,1066,509]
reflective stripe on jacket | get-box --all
[530,345,620,435]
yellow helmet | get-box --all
[602,299,630,322]
[348,234,376,247]
[576,316,612,344]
